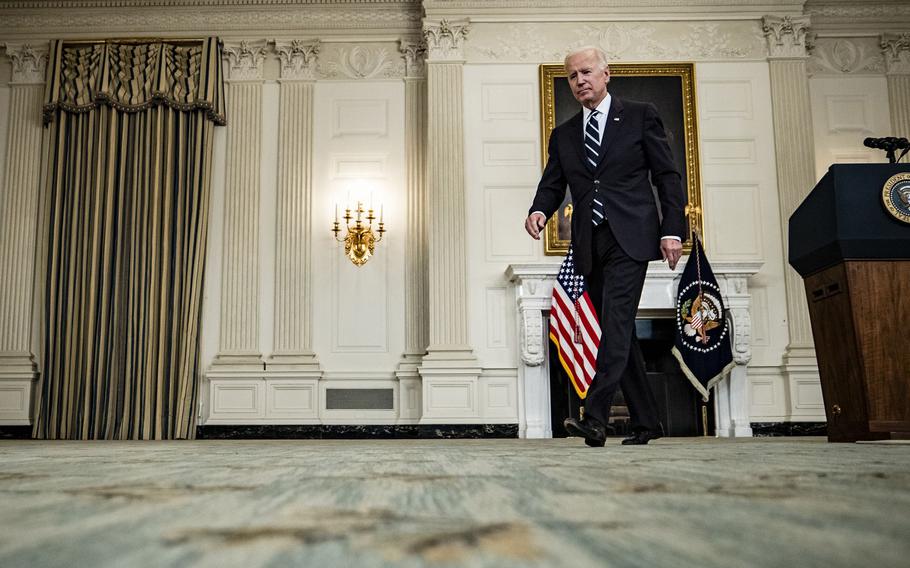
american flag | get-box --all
[549,246,601,398]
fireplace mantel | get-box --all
[506,259,763,439]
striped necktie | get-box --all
[586,110,607,226]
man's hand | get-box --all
[525,212,547,240]
[661,237,682,270]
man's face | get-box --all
[566,50,610,108]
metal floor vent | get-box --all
[325,388,394,410]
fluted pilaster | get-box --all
[214,41,266,366]
[419,20,479,422]
[764,16,818,368]
[399,41,429,369]
[881,33,910,138]
[423,61,473,360]
[0,43,47,376]
[270,40,320,368]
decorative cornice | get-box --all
[763,15,811,58]
[399,39,427,78]
[3,43,49,84]
[223,39,268,81]
[423,19,470,62]
[424,1,805,22]
[881,32,910,75]
[0,3,421,37]
[465,21,765,63]
[1,1,417,7]
[805,1,910,34]
[275,39,320,80]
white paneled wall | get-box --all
[809,76,891,179]
[695,63,803,421]
[312,81,406,371]
[464,65,541,372]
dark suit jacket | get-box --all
[529,96,686,276]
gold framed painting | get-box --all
[539,62,704,255]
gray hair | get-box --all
[564,46,609,71]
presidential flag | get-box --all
[549,246,601,398]
[671,235,735,401]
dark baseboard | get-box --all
[751,422,827,437]
[196,424,520,440]
[0,426,33,439]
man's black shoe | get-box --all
[564,418,606,447]
[621,426,664,445]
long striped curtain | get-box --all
[34,39,225,439]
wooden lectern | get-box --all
[789,164,910,442]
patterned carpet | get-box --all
[0,437,908,567]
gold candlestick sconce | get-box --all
[332,201,385,266]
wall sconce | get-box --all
[332,201,385,266]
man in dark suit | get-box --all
[525,46,686,447]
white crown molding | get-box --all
[806,1,910,34]
[423,0,805,22]
[0,1,418,7]
[465,20,766,63]
[0,2,421,39]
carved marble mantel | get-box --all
[507,259,763,439]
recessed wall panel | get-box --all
[333,251,389,352]
[485,287,507,350]
[482,83,534,121]
[703,138,756,165]
[482,140,537,167]
[701,80,754,120]
[332,99,389,137]
[485,185,536,260]
[825,95,871,133]
[704,184,762,259]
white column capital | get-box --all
[423,19,470,62]
[763,15,811,59]
[223,39,269,82]
[275,39,320,81]
[881,33,910,75]
[399,39,427,79]
[4,42,48,85]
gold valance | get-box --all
[43,38,225,126]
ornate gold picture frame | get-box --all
[539,63,703,255]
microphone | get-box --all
[864,137,910,163]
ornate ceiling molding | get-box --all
[423,0,805,22]
[0,1,422,38]
[805,1,910,34]
[1,1,417,7]
[464,21,766,63]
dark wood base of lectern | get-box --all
[804,261,910,443]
